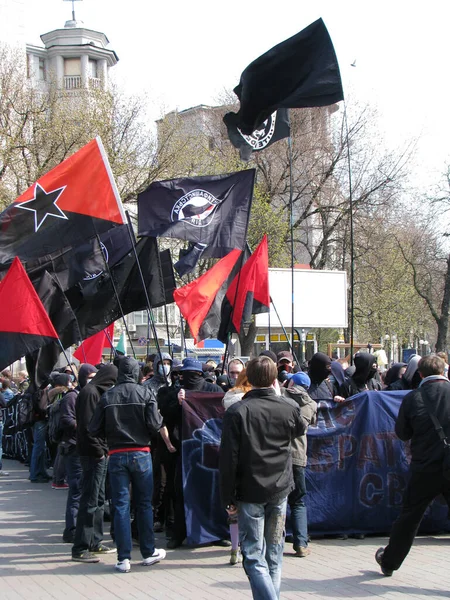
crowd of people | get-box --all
[1,348,449,598]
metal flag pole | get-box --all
[94,233,136,358]
[180,314,188,359]
[103,327,117,358]
[270,296,300,365]
[125,211,164,362]
[343,103,355,364]
[287,122,295,357]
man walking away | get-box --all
[89,357,166,573]
[72,364,118,563]
[219,356,305,600]
[375,354,450,576]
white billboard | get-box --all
[255,268,348,329]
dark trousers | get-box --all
[72,455,108,555]
[172,454,186,542]
[383,470,450,571]
[62,446,82,537]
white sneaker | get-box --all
[142,548,166,566]
[0,471,9,476]
[115,559,131,573]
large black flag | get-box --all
[66,236,175,340]
[223,18,344,135]
[138,170,255,258]
[224,109,290,161]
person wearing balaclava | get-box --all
[59,364,98,543]
[142,352,173,536]
[163,359,222,550]
[384,362,407,388]
[387,354,421,391]
[71,364,118,563]
[340,353,382,398]
[308,352,339,400]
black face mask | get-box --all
[181,371,203,389]
[369,366,377,379]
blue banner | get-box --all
[182,390,450,546]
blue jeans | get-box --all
[72,455,107,555]
[288,465,308,549]
[29,421,48,481]
[62,446,82,537]
[109,451,155,562]
[238,498,287,600]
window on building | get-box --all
[64,58,81,76]
[38,58,46,81]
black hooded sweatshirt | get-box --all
[89,357,163,452]
[76,364,118,458]
[339,353,382,398]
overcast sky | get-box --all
[23,0,450,191]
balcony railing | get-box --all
[64,75,81,90]
[89,77,101,89]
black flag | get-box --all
[137,170,255,259]
[66,237,174,340]
[223,18,344,135]
[224,109,290,161]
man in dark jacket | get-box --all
[219,356,305,600]
[166,358,223,549]
[375,354,450,576]
[89,357,166,573]
[71,364,117,563]
[59,364,97,543]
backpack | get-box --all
[47,394,64,445]
[17,393,34,428]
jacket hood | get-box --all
[153,352,172,372]
[353,353,377,384]
[227,358,245,371]
[117,356,140,384]
[403,354,421,383]
[78,363,98,389]
[308,352,331,384]
[90,364,118,392]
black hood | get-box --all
[308,352,331,385]
[90,364,118,393]
[117,357,140,384]
[78,363,98,389]
[353,353,377,384]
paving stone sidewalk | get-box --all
[0,458,449,599]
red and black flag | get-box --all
[223,18,343,136]
[138,170,255,275]
[174,249,242,343]
[218,236,270,343]
[0,137,126,264]
[0,258,58,371]
[224,108,290,162]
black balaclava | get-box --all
[181,370,204,390]
[308,352,332,385]
[353,353,377,385]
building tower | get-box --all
[26,1,118,91]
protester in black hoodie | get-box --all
[59,364,97,543]
[71,364,118,563]
[308,352,340,400]
[340,353,382,398]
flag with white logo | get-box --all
[0,137,126,265]
[224,109,290,161]
[137,170,255,262]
